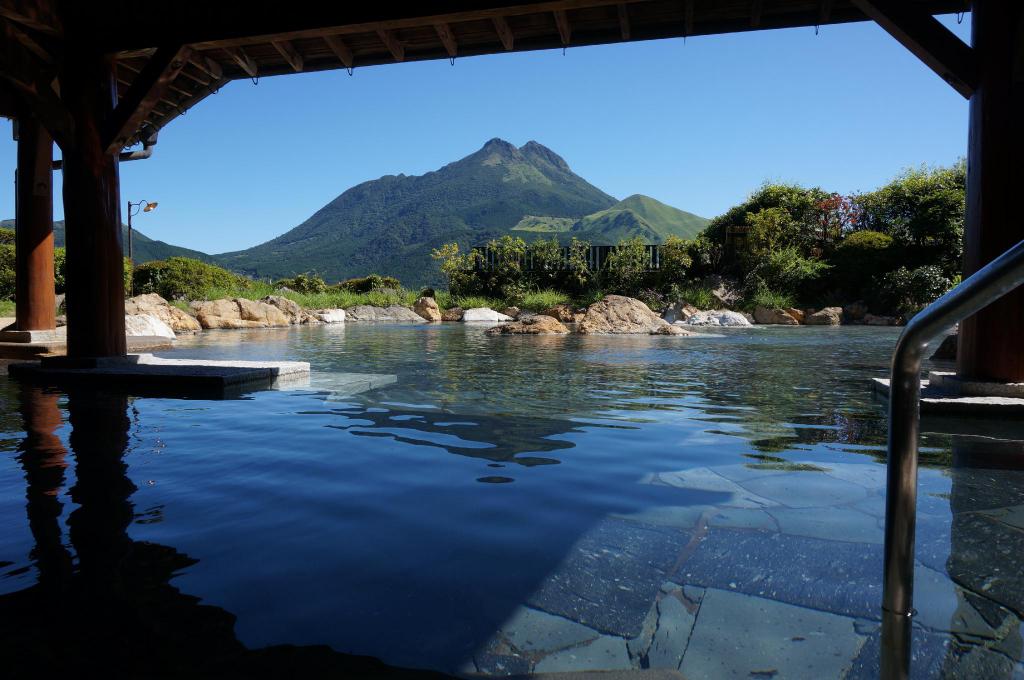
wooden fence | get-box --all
[471,244,664,272]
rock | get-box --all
[461,307,512,322]
[441,306,464,322]
[541,304,577,322]
[702,275,742,308]
[124,314,175,339]
[864,313,900,326]
[345,305,426,322]
[753,306,800,325]
[311,308,346,324]
[125,293,201,333]
[486,315,570,335]
[419,288,436,299]
[260,295,305,324]
[577,295,694,335]
[413,296,442,322]
[684,310,752,327]
[501,306,521,320]
[55,293,65,314]
[931,333,957,361]
[55,314,66,327]
[844,300,869,321]
[785,307,806,324]
[662,301,700,324]
[192,298,291,329]
[805,306,843,326]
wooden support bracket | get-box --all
[435,22,457,58]
[323,34,353,69]
[224,46,257,78]
[617,4,630,41]
[554,10,571,46]
[851,0,976,98]
[492,16,514,51]
[272,39,303,72]
[377,28,404,62]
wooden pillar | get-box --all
[956,1,1024,382]
[60,53,126,358]
[14,115,56,331]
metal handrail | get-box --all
[881,238,1024,680]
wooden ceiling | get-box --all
[0,0,970,149]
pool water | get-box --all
[1,324,1022,678]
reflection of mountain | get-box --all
[0,385,448,678]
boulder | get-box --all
[662,301,700,324]
[785,308,806,324]
[540,304,577,322]
[502,306,521,320]
[684,310,752,327]
[485,315,570,335]
[261,295,305,324]
[413,296,442,322]
[844,300,869,322]
[864,313,900,326]
[806,306,843,325]
[192,298,291,329]
[753,306,800,325]
[311,309,346,324]
[462,308,512,322]
[931,333,958,361]
[703,275,742,307]
[125,292,201,333]
[345,305,426,322]
[577,295,693,335]
[441,306,464,322]
[419,288,436,299]
[124,314,175,339]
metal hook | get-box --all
[251,75,259,86]
[175,101,187,116]
[956,11,964,24]
[815,23,820,35]
[450,56,456,66]
[562,46,566,56]
[347,66,354,76]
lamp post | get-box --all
[126,199,157,295]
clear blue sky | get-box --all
[0,14,971,255]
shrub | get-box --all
[431,243,481,298]
[0,244,14,300]
[744,247,830,300]
[658,235,693,287]
[337,274,401,293]
[669,281,718,310]
[874,265,953,316]
[0,228,14,245]
[276,272,328,294]
[133,257,248,301]
[54,247,66,293]
[602,237,651,295]
[744,288,796,312]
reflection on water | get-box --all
[0,324,1021,677]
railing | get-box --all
[881,238,1024,680]
[472,243,663,272]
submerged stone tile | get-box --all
[647,587,700,669]
[679,588,866,680]
[767,506,882,544]
[614,505,710,530]
[642,467,779,509]
[741,472,869,509]
[527,518,692,637]
[847,626,1021,680]
[533,635,633,673]
[495,606,600,654]
[707,507,779,531]
[977,505,1024,533]
[679,527,882,619]
[946,512,1024,617]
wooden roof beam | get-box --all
[617,4,630,41]
[0,0,61,36]
[224,46,257,78]
[377,28,404,62]
[272,39,304,72]
[104,44,191,154]
[751,0,763,28]
[850,0,976,98]
[191,54,223,80]
[323,34,354,69]
[818,0,834,24]
[685,0,695,36]
[492,16,514,51]
[554,9,571,46]
[434,22,457,58]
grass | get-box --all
[743,289,796,311]
[0,299,14,317]
[670,283,718,310]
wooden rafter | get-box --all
[377,28,404,62]
[191,54,223,80]
[272,40,304,72]
[1,17,55,64]
[751,0,763,28]
[685,0,695,36]
[616,4,630,41]
[850,0,976,98]
[104,44,191,154]
[818,0,834,24]
[0,21,69,147]
[434,23,457,58]
[323,34,354,68]
[224,46,257,78]
[553,10,571,45]
[492,16,514,51]
[0,0,61,36]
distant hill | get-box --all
[1,219,211,264]
[214,140,708,286]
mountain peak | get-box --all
[519,140,570,172]
[481,137,519,154]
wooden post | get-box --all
[15,114,56,331]
[956,0,1024,383]
[60,53,126,358]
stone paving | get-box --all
[463,460,1024,678]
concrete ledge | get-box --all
[0,335,173,360]
[927,370,1024,398]
[8,353,311,396]
[0,326,66,343]
[872,377,1024,416]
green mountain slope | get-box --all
[1,219,210,264]
[214,139,617,286]
[568,194,709,243]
